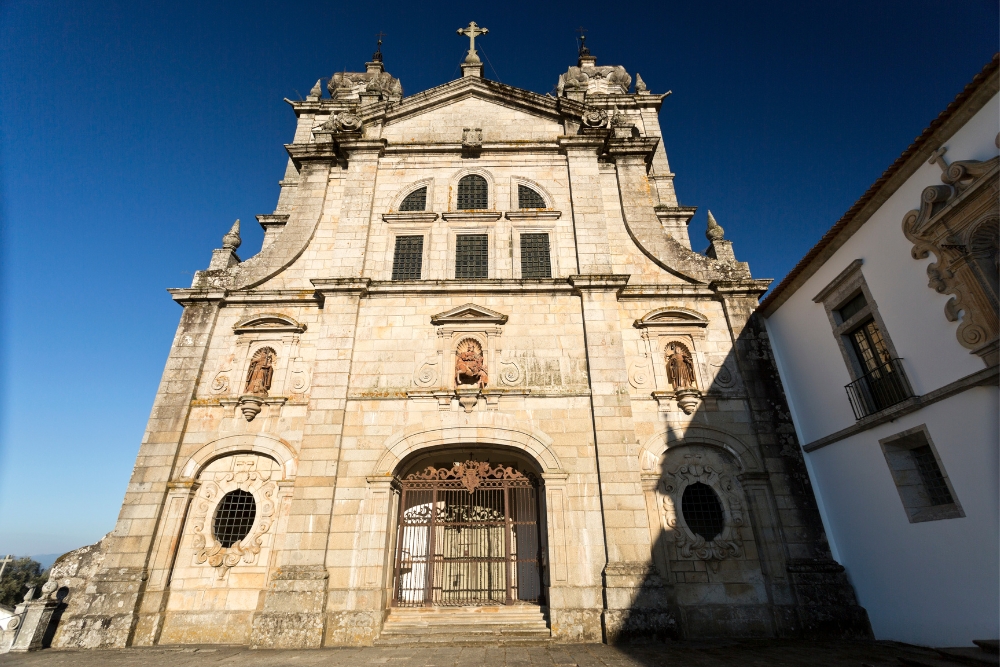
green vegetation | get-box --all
[0,557,48,608]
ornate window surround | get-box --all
[901,145,1000,366]
[189,454,282,579]
[656,451,746,571]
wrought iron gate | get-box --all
[392,460,543,607]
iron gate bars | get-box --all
[393,460,543,607]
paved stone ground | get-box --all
[1,640,941,667]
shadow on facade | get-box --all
[607,312,872,648]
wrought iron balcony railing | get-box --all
[845,358,914,420]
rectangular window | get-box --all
[520,233,552,278]
[455,234,488,279]
[910,445,955,506]
[879,425,963,523]
[391,235,423,281]
[850,319,891,373]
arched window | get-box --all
[517,184,546,209]
[681,482,725,541]
[213,489,257,548]
[457,175,488,210]
[399,187,427,212]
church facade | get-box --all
[50,30,871,648]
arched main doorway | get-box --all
[391,447,545,608]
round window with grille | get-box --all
[213,489,257,548]
[680,482,725,541]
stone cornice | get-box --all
[310,278,372,299]
[802,364,999,452]
[167,288,226,306]
[382,212,439,224]
[569,274,631,293]
[383,142,564,156]
[617,284,717,298]
[366,279,575,296]
[606,136,660,160]
[505,211,562,221]
[556,136,605,153]
[441,211,503,223]
[709,279,773,297]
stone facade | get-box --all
[48,40,870,649]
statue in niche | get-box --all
[455,338,488,388]
[666,342,696,390]
[244,347,276,396]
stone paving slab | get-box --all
[0,640,943,667]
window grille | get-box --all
[457,175,488,210]
[213,489,257,548]
[681,482,725,541]
[391,235,424,280]
[455,234,488,279]
[520,233,551,278]
[911,445,954,506]
[517,185,546,209]
[399,187,427,212]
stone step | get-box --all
[376,605,551,646]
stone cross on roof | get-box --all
[457,21,488,64]
[0,554,13,583]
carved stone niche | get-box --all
[902,147,1000,366]
[211,313,311,421]
[633,308,710,414]
[411,304,508,412]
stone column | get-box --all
[132,480,199,645]
[53,294,223,648]
[249,279,370,648]
[570,275,670,641]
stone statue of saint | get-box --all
[455,339,488,388]
[666,343,696,390]
[245,347,276,396]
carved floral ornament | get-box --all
[902,144,1000,364]
[405,460,532,493]
[190,456,278,578]
[658,454,744,569]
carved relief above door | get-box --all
[902,145,1000,366]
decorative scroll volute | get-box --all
[405,460,530,493]
[902,148,999,364]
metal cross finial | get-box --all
[373,31,386,62]
[457,21,488,63]
[576,26,590,56]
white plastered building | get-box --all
[760,57,999,647]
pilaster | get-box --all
[250,279,369,648]
[569,274,673,641]
[559,137,614,273]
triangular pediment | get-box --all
[233,313,306,334]
[378,78,578,145]
[431,303,509,325]
[633,307,708,329]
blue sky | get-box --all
[1,0,996,557]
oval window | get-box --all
[680,482,725,541]
[213,489,257,548]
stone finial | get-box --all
[706,211,725,241]
[222,219,242,251]
[308,79,322,99]
[635,73,647,94]
[457,21,488,64]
